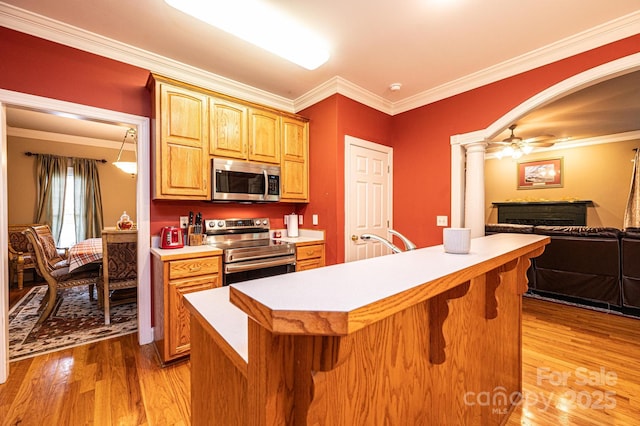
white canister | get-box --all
[443,228,471,254]
[286,214,299,238]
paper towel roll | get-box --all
[286,214,299,237]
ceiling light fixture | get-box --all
[164,0,330,70]
[113,128,137,175]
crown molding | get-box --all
[392,11,640,115]
[1,3,638,116]
[0,2,295,113]
[293,76,393,114]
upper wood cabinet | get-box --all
[148,74,310,202]
[151,78,209,200]
[209,97,248,160]
[280,116,309,202]
[248,108,281,164]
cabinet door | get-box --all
[281,117,309,201]
[248,108,280,164]
[209,97,248,159]
[168,275,219,358]
[157,84,209,199]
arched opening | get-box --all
[451,52,640,235]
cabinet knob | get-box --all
[351,235,358,241]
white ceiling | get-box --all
[2,0,640,147]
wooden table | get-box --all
[185,233,550,425]
[68,238,102,272]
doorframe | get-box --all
[450,52,640,231]
[0,89,152,383]
[344,135,394,262]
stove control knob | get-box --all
[255,219,261,226]
[217,220,224,227]
[262,219,268,225]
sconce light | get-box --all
[113,128,137,175]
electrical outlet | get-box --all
[312,214,318,225]
[436,216,448,227]
[179,216,188,228]
[298,215,303,225]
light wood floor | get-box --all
[1,298,639,425]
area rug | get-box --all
[9,285,137,361]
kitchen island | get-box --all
[184,233,548,425]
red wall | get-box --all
[392,34,640,248]
[299,94,393,265]
[2,26,639,264]
[0,27,150,116]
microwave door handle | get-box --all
[263,170,268,199]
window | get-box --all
[57,166,76,248]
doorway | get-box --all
[344,135,393,262]
[0,89,152,383]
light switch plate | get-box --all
[298,215,303,225]
[179,216,188,228]
[436,216,448,227]
[312,214,318,225]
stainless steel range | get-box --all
[204,218,295,285]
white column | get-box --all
[463,142,487,238]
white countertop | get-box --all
[184,286,249,362]
[271,228,325,244]
[185,233,548,348]
[230,233,546,314]
[150,244,222,259]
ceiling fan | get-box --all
[489,124,556,159]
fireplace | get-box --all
[492,201,592,226]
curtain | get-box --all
[34,154,67,242]
[73,158,104,240]
[624,149,640,229]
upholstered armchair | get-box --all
[23,225,100,324]
[97,229,137,325]
[8,224,40,289]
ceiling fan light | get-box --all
[512,149,523,159]
[164,0,330,70]
[522,145,534,154]
[503,146,515,156]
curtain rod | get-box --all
[24,151,107,163]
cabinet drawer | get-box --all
[296,258,324,272]
[169,257,219,280]
[296,244,324,261]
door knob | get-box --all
[351,235,358,241]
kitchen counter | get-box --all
[185,233,549,425]
[270,228,325,244]
[150,244,222,260]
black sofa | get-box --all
[485,224,639,313]
[622,227,640,308]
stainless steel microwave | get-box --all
[211,158,281,202]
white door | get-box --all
[345,136,393,262]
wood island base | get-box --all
[186,234,548,425]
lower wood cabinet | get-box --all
[296,242,325,271]
[152,251,222,364]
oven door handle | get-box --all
[225,256,296,274]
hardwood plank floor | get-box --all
[1,297,638,425]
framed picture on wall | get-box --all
[517,157,563,189]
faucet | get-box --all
[360,229,416,254]
[360,233,403,253]
[388,229,417,251]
